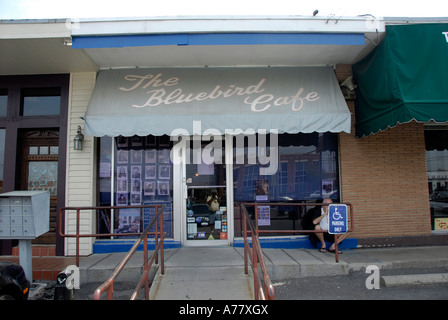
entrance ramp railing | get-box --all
[93,204,165,300]
[240,203,275,300]
[240,202,354,300]
[58,204,166,300]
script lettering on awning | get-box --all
[118,73,320,112]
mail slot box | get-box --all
[0,191,49,240]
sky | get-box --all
[0,0,447,20]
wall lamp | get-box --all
[74,126,84,150]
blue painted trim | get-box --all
[72,33,365,49]
[92,237,357,253]
[233,237,357,250]
[93,239,181,253]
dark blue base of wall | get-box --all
[92,239,182,253]
[92,237,357,253]
[233,237,357,250]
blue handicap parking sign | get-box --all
[328,204,348,234]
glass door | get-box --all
[184,138,228,244]
[21,129,59,244]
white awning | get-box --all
[84,66,350,136]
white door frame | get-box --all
[173,134,234,246]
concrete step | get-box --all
[148,247,253,300]
[149,266,254,300]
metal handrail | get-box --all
[241,202,354,263]
[58,204,165,266]
[58,204,166,300]
[241,203,275,300]
[92,204,166,300]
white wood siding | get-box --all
[65,72,97,256]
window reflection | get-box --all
[233,132,339,237]
[21,87,61,116]
[233,133,339,202]
[0,89,7,117]
[0,129,5,193]
[426,129,448,231]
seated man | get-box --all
[301,202,321,248]
[313,198,350,253]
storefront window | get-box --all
[21,87,61,116]
[0,89,6,193]
[0,89,7,117]
[97,135,173,238]
[233,132,339,236]
[425,129,448,231]
[98,136,113,205]
[0,129,5,193]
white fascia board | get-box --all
[0,19,71,39]
[71,15,385,36]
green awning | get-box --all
[353,23,448,137]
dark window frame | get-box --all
[20,87,62,116]
[0,74,69,255]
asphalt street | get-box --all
[273,268,448,300]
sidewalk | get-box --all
[77,245,448,299]
[2,244,448,299]
[262,245,448,280]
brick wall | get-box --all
[336,65,432,239]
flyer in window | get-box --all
[258,205,271,226]
[255,180,269,201]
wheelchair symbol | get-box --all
[332,208,343,220]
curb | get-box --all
[380,273,448,287]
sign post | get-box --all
[328,204,348,263]
[328,204,348,234]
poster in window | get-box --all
[117,166,127,179]
[435,218,448,230]
[255,180,269,201]
[99,162,111,178]
[117,208,140,233]
[117,150,129,164]
[130,149,142,164]
[322,180,333,197]
[145,165,156,179]
[158,181,169,196]
[144,181,156,196]
[145,150,157,163]
[117,193,128,206]
[130,192,141,205]
[258,205,271,226]
[159,165,171,179]
[117,178,128,193]
[131,179,141,193]
[158,149,170,163]
[131,165,141,179]
[142,202,173,238]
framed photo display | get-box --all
[114,135,172,210]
